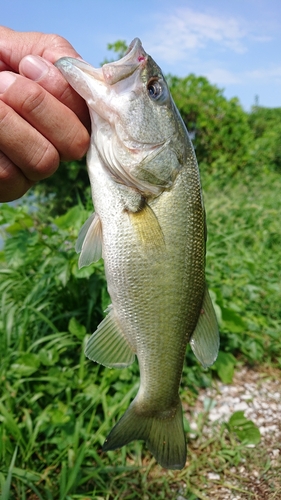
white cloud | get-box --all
[246,66,281,82]
[250,35,273,43]
[204,64,281,88]
[145,7,247,63]
[205,68,242,85]
[140,4,280,107]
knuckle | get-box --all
[42,33,76,64]
[56,84,72,105]
[19,85,46,116]
[31,141,60,179]
[0,101,12,126]
[0,153,32,202]
[0,151,13,181]
[64,126,90,160]
[45,33,69,49]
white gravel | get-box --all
[184,366,281,499]
[189,366,281,440]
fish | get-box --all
[55,38,219,470]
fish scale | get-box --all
[55,37,219,470]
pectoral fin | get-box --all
[76,212,103,268]
[128,202,165,252]
[190,286,219,368]
[85,305,135,368]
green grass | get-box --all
[0,170,281,499]
[204,171,281,367]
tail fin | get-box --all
[102,397,186,470]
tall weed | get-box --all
[0,170,280,497]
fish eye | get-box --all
[147,78,168,103]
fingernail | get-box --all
[0,72,17,93]
[20,55,50,81]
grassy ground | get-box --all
[0,170,280,499]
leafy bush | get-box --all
[1,167,281,497]
[204,172,281,367]
[32,157,90,215]
[167,74,254,178]
[248,106,281,173]
[1,39,281,497]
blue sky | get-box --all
[2,0,281,110]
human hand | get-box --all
[0,26,90,202]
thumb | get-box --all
[19,54,90,130]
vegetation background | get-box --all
[0,42,281,499]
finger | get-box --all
[0,28,82,69]
[0,71,89,161]
[0,99,60,182]
[19,55,90,131]
[0,27,91,131]
[0,150,34,202]
[0,61,12,71]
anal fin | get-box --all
[85,305,135,368]
[190,286,219,368]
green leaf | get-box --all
[227,411,261,445]
[6,215,33,234]
[222,308,246,333]
[47,402,72,425]
[38,348,59,366]
[12,467,42,482]
[71,260,97,278]
[57,261,71,286]
[11,353,40,376]
[68,317,86,340]
[101,287,111,312]
[212,351,236,383]
[54,205,87,231]
[1,446,18,500]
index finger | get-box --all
[0,27,82,69]
[19,55,90,130]
[0,27,90,130]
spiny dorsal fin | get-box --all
[76,212,103,268]
[190,286,219,368]
[85,305,135,368]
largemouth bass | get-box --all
[55,38,219,470]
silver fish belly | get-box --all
[55,38,219,470]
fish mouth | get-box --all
[55,38,147,86]
[102,38,147,84]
